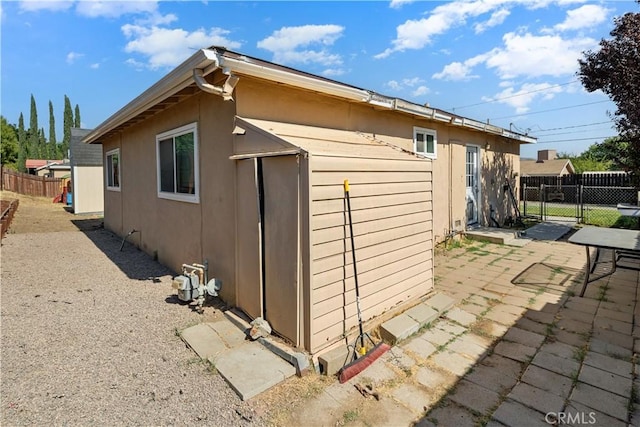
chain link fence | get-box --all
[521,183,639,227]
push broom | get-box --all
[338,179,390,384]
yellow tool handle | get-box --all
[344,179,350,192]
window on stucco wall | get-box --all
[414,127,437,159]
[106,148,120,191]
[156,122,199,203]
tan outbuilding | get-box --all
[85,47,534,354]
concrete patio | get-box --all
[283,230,640,426]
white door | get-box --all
[465,146,479,225]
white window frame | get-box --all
[106,148,121,192]
[156,122,200,204]
[413,127,437,159]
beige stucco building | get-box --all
[85,48,534,354]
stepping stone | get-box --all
[214,342,295,400]
[180,323,228,359]
[425,293,455,313]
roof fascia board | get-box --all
[219,55,371,103]
[84,49,219,144]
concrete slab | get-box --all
[492,399,549,427]
[565,400,627,427]
[465,363,519,394]
[445,307,477,326]
[583,351,633,378]
[214,342,296,401]
[405,303,439,325]
[531,351,580,377]
[380,314,420,344]
[570,382,629,421]
[421,400,477,427]
[349,356,397,385]
[424,293,456,313]
[502,326,546,348]
[449,379,501,414]
[520,364,573,399]
[578,364,632,397]
[180,323,228,360]
[493,341,537,363]
[392,383,435,414]
[431,350,475,376]
[318,345,350,376]
[207,319,248,348]
[404,336,437,359]
[383,346,416,372]
[415,366,456,391]
[524,221,573,241]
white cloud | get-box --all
[90,63,100,69]
[375,0,504,58]
[484,32,597,79]
[322,68,346,77]
[552,4,610,32]
[474,9,510,34]
[75,1,158,18]
[412,86,430,97]
[485,82,564,113]
[384,77,428,94]
[122,25,241,70]
[257,25,345,67]
[433,62,475,81]
[389,0,414,9]
[19,0,73,13]
[66,51,84,64]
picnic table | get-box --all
[568,226,640,297]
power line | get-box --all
[534,121,613,133]
[536,136,618,144]
[534,127,615,137]
[450,80,579,111]
[489,100,610,121]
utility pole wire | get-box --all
[489,100,610,121]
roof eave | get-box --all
[84,49,220,144]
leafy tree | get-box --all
[578,8,640,182]
[28,94,39,158]
[62,95,73,159]
[17,113,27,172]
[1,116,19,168]
[48,100,58,159]
[580,137,629,170]
[571,158,612,174]
[74,104,81,128]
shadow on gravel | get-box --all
[72,219,175,282]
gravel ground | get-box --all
[1,226,266,426]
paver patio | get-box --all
[284,227,640,426]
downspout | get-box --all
[193,68,239,101]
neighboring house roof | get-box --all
[70,128,101,167]
[25,159,55,169]
[36,162,70,172]
[84,47,537,146]
[521,159,575,176]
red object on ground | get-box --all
[52,194,62,203]
[338,342,391,383]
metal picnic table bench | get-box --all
[568,226,640,297]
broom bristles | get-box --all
[338,342,391,384]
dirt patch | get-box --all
[1,191,103,234]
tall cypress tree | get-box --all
[48,101,58,159]
[17,114,27,172]
[29,94,39,158]
[38,128,47,161]
[74,104,81,128]
[62,95,73,159]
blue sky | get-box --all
[2,0,638,158]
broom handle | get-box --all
[344,180,365,350]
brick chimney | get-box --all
[537,149,557,162]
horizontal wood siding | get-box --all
[310,154,434,352]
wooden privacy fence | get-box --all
[1,199,19,238]
[520,172,635,189]
[1,167,63,198]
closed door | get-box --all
[466,146,479,225]
[235,156,300,345]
